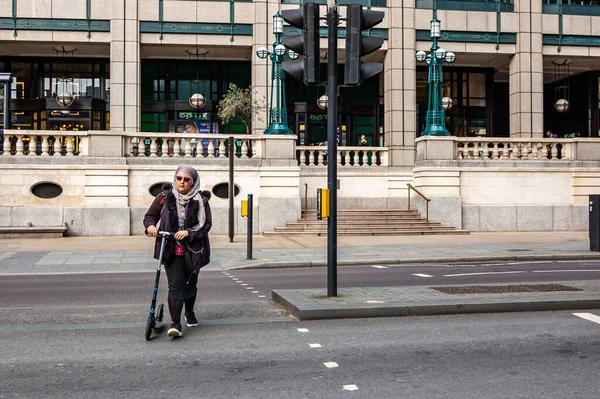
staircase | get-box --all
[263,209,470,236]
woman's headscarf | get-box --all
[172,165,206,230]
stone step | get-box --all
[264,229,471,236]
[274,225,455,232]
[0,226,67,238]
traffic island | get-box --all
[271,281,600,321]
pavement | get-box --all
[1,231,600,320]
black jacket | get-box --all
[144,183,212,266]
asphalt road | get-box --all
[1,260,599,398]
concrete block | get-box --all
[82,207,130,236]
[0,208,10,227]
[420,196,462,229]
[462,205,480,231]
[516,206,552,231]
[572,204,589,231]
[479,205,517,232]
[552,205,572,231]
[130,207,148,236]
[63,207,84,236]
[387,197,409,209]
[11,207,64,227]
[258,197,301,233]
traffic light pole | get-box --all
[326,2,338,298]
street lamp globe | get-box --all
[288,50,299,60]
[274,44,287,56]
[430,20,441,38]
[416,50,427,62]
[317,95,328,110]
[555,98,570,113]
[445,51,456,63]
[273,13,284,34]
[256,47,269,59]
[56,92,74,107]
[436,48,446,60]
[189,93,206,109]
[442,97,453,111]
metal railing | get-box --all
[407,183,430,224]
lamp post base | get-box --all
[264,122,293,135]
[421,125,451,137]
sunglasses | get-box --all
[176,176,192,183]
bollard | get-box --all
[241,194,253,259]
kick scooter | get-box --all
[145,231,172,341]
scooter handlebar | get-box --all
[158,231,173,238]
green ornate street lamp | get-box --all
[415,1,456,136]
[256,12,299,135]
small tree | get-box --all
[217,84,264,133]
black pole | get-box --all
[327,4,338,297]
[2,79,10,145]
[247,194,253,260]
[229,136,234,243]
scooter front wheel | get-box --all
[145,317,154,341]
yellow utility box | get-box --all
[241,199,248,217]
[317,188,330,220]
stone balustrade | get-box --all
[122,133,261,159]
[1,130,88,157]
[297,146,389,167]
[456,138,571,160]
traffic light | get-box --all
[281,3,320,85]
[344,4,384,86]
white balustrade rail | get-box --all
[297,146,388,167]
[456,138,572,161]
[123,133,261,159]
[1,130,88,157]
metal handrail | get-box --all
[407,183,430,224]
[303,183,308,229]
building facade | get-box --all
[1,0,600,235]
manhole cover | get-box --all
[431,284,582,295]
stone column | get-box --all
[509,0,543,138]
[110,0,141,132]
[251,0,275,136]
[384,0,417,167]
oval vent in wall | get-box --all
[149,182,170,197]
[212,183,240,199]
[31,182,63,199]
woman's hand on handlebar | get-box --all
[147,225,158,238]
[174,230,189,241]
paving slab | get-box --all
[272,280,600,320]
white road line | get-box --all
[558,260,600,263]
[324,362,339,368]
[252,291,259,294]
[533,270,600,273]
[573,313,600,324]
[413,273,433,278]
[246,287,254,290]
[309,343,322,348]
[506,261,548,265]
[366,300,385,304]
[444,271,526,277]
[232,278,239,280]
[343,385,359,391]
[258,295,267,298]
[297,328,309,333]
[241,283,248,286]
[371,265,388,269]
[236,281,244,283]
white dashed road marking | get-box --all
[297,328,309,333]
[371,265,388,269]
[324,362,339,368]
[533,270,600,273]
[573,313,600,324]
[309,343,322,348]
[413,273,433,278]
[444,271,526,277]
[343,385,359,391]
